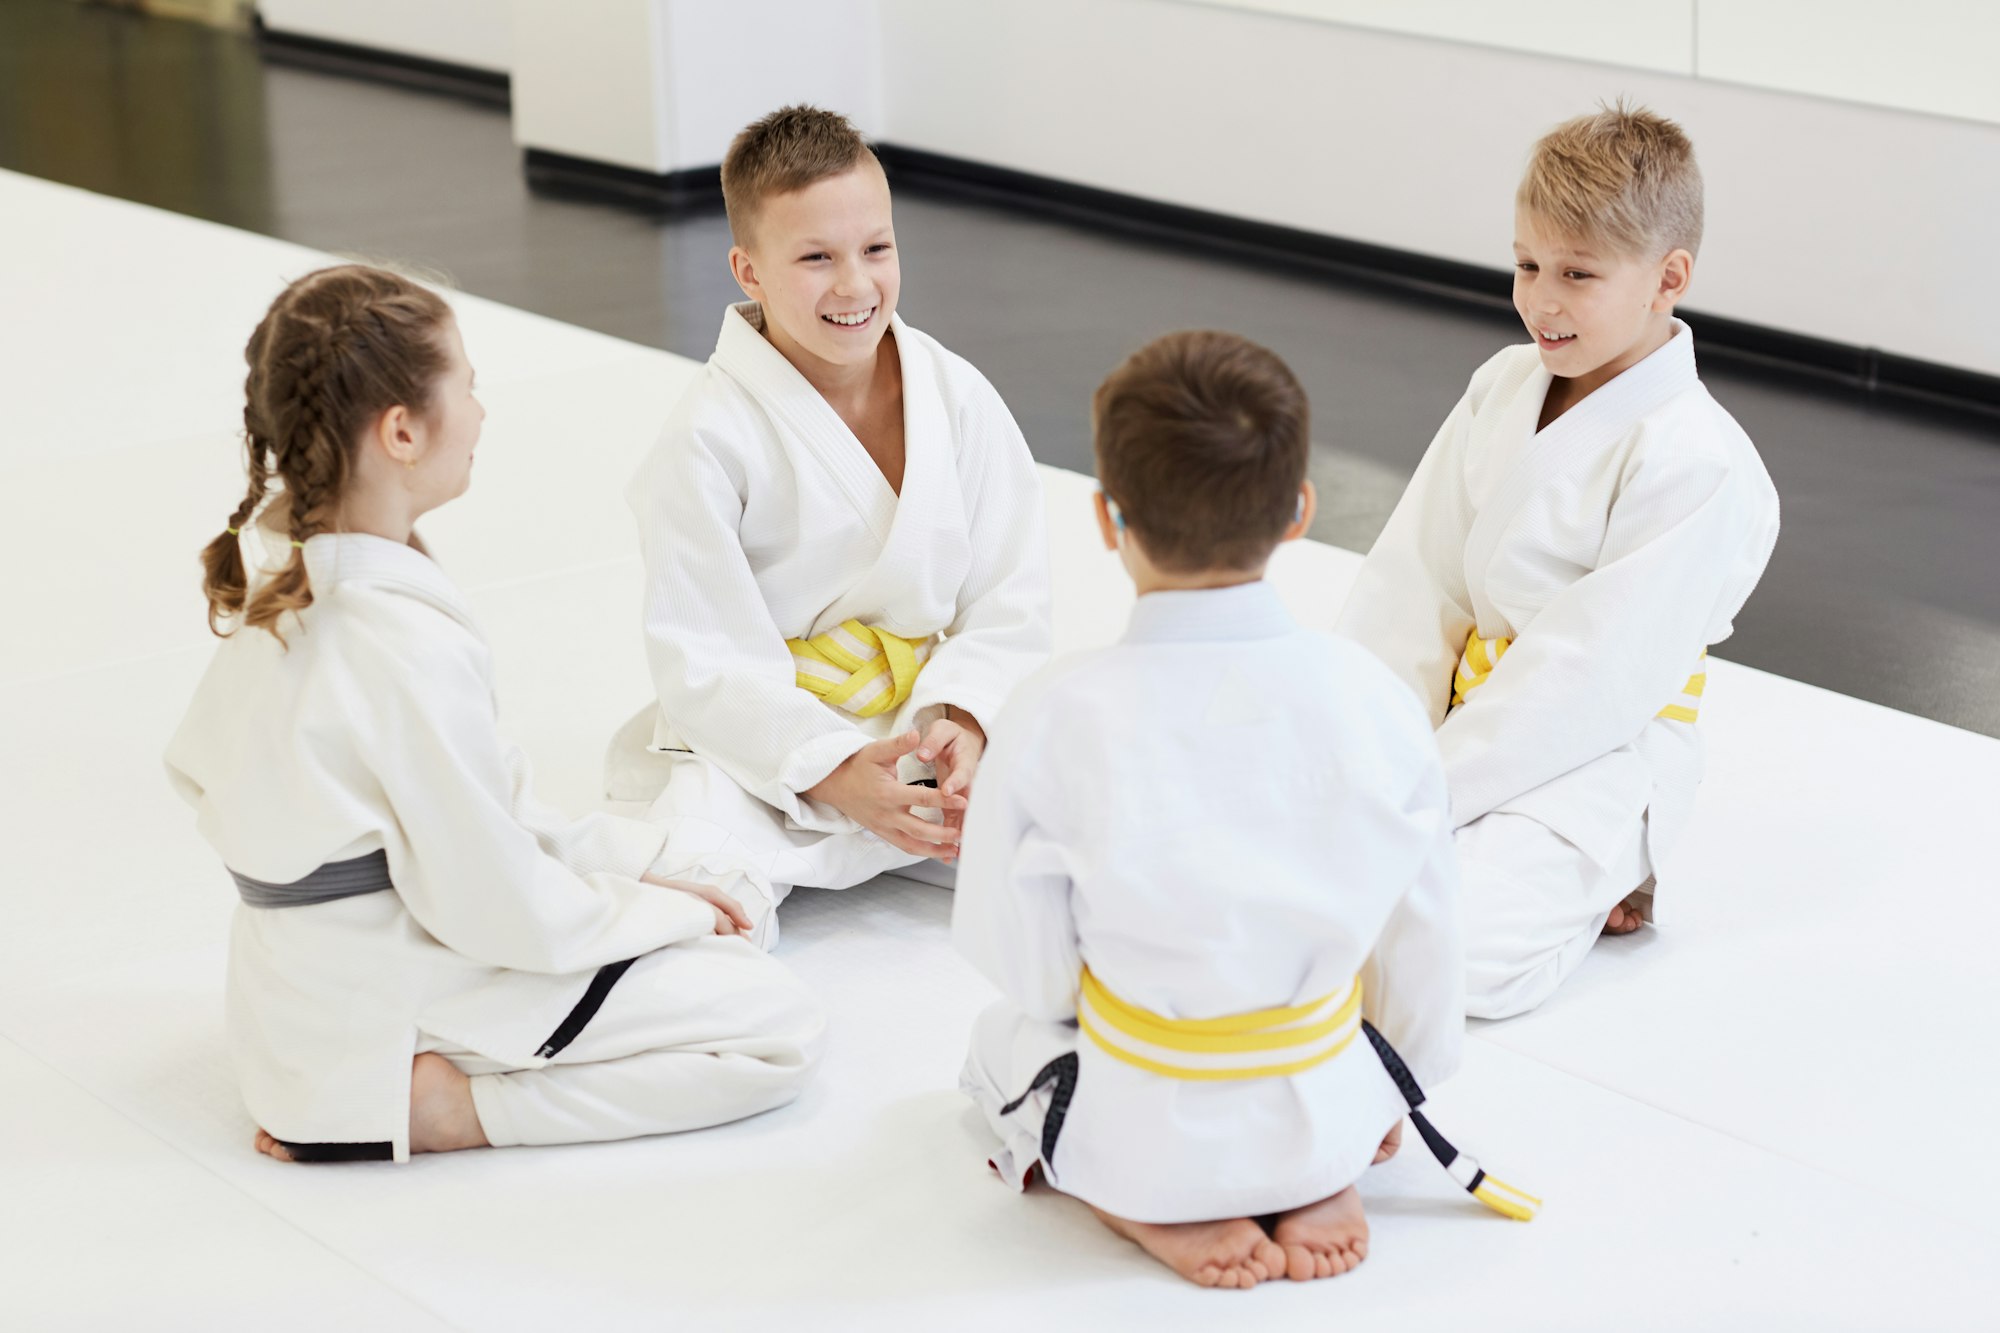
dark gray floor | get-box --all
[7,0,1998,735]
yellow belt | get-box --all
[787,620,932,719]
[1452,629,1707,724]
[1075,966,1540,1221]
[1078,966,1363,1081]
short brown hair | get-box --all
[722,104,880,245]
[1519,100,1703,258]
[201,264,453,642]
[1093,330,1310,575]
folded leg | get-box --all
[431,936,826,1148]
[1456,811,1650,1020]
[960,1000,1080,1191]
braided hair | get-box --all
[200,265,452,641]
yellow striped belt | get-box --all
[787,620,932,719]
[1075,966,1540,1221]
[1079,966,1364,1081]
[1452,628,1707,724]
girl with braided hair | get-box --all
[166,265,824,1163]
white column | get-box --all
[510,0,881,177]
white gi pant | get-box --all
[633,748,946,951]
[1458,811,1652,1020]
[959,1002,1076,1193]
[419,936,825,1148]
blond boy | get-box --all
[1337,103,1781,1018]
[608,106,1052,946]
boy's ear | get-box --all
[1281,480,1317,542]
[1654,249,1694,311]
[728,245,762,302]
[1092,490,1121,552]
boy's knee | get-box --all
[1463,914,1598,1019]
[1463,951,1561,1020]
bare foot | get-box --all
[250,1056,486,1161]
[1089,1206,1285,1288]
[409,1052,489,1155]
[1603,894,1648,935]
[1272,1185,1369,1281]
[1373,1119,1403,1165]
[252,1128,294,1162]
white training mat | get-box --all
[5,169,1997,1329]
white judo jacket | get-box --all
[954,583,1463,1222]
[1338,322,1781,881]
[166,533,728,1161]
[618,303,1052,829]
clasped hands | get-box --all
[805,710,985,862]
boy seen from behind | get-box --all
[957,331,1525,1289]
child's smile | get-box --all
[1512,206,1688,401]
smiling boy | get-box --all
[1336,103,1780,1018]
[607,105,1052,946]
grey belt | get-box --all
[230,850,394,909]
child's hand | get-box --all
[919,711,987,845]
[642,873,754,936]
[920,709,987,803]
[806,730,968,861]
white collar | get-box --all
[1124,581,1296,644]
[301,532,476,628]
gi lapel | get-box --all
[820,321,972,638]
[1460,321,1701,630]
[1459,356,1550,632]
[711,302,899,547]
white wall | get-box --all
[1200,0,1695,75]
[1197,0,2000,127]
[257,0,513,74]
[1698,0,2000,126]
[879,0,2000,376]
[511,1,669,172]
[656,0,882,169]
[509,0,880,176]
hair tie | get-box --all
[291,540,306,550]
[227,527,241,536]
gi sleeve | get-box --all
[908,374,1053,733]
[1437,442,1774,828]
[1334,392,1478,725]
[1357,744,1463,1091]
[631,422,872,821]
[950,688,1080,1023]
[345,603,717,974]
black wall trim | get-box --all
[875,144,2000,422]
[253,18,510,108]
[880,143,1516,314]
[523,149,724,212]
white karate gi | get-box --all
[608,302,1052,942]
[955,583,1462,1224]
[1336,322,1780,1019]
[166,532,825,1162]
